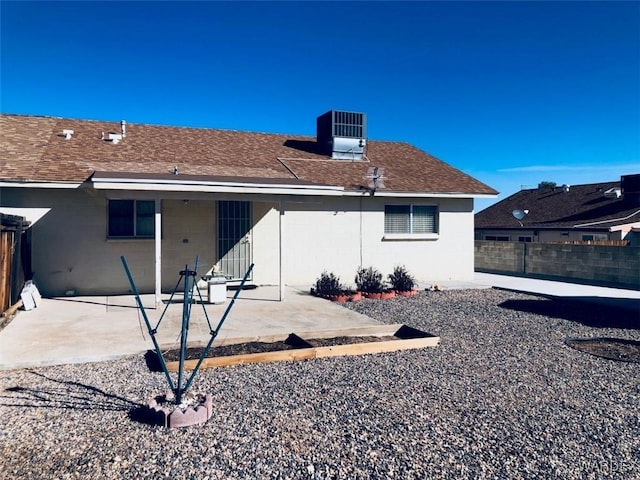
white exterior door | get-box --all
[217,200,252,280]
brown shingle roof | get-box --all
[1,115,58,181]
[475,180,640,230]
[1,113,496,195]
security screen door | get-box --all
[217,201,252,280]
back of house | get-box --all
[1,111,496,300]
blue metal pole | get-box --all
[120,256,175,392]
[183,263,254,393]
[176,264,193,404]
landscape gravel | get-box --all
[1,288,638,479]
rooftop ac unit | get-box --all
[317,110,367,160]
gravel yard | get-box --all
[1,289,638,479]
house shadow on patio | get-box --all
[498,296,640,330]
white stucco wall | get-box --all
[281,196,474,288]
[1,187,155,295]
[2,187,475,295]
[160,199,216,291]
[250,201,280,285]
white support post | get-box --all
[154,198,162,306]
[279,201,285,301]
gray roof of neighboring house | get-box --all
[1,113,497,195]
[475,178,640,230]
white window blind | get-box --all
[385,205,438,234]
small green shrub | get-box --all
[355,267,384,293]
[388,265,415,291]
[314,271,343,296]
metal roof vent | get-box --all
[100,120,127,144]
[317,110,366,160]
[604,187,622,199]
[101,132,123,144]
[61,129,74,140]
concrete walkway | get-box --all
[473,272,640,300]
[473,272,640,319]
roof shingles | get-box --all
[1,113,496,195]
[475,181,640,229]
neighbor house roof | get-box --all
[475,179,640,230]
[0,113,496,196]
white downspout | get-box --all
[279,200,285,301]
[154,198,162,306]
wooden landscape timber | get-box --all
[1,299,23,318]
[164,324,439,371]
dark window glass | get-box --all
[108,200,154,238]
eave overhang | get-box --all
[91,171,344,196]
[2,173,497,200]
[343,190,497,198]
[0,181,82,189]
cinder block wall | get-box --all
[474,241,525,274]
[475,241,640,289]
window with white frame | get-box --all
[384,205,438,235]
[108,200,155,238]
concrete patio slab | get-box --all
[0,286,381,370]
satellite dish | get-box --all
[512,209,529,227]
[365,166,386,195]
[512,210,526,220]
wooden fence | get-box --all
[0,230,14,313]
[549,240,630,246]
[0,214,30,314]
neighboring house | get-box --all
[475,175,640,244]
[0,111,496,301]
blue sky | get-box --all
[2,1,639,210]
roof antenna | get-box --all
[364,166,386,196]
[512,209,529,227]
